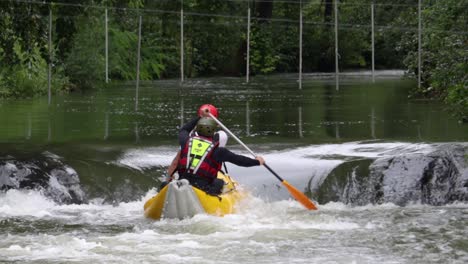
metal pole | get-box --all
[135,15,142,112]
[180,98,184,127]
[48,8,52,105]
[371,107,375,138]
[180,7,184,83]
[246,101,250,136]
[299,4,303,90]
[335,123,340,139]
[246,7,251,83]
[298,107,303,138]
[104,112,109,140]
[48,118,52,142]
[418,0,422,89]
[135,122,140,143]
[26,113,31,140]
[371,2,375,83]
[334,0,339,91]
[105,8,109,83]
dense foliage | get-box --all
[0,0,466,120]
[402,0,467,121]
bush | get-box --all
[401,0,467,121]
[0,40,68,98]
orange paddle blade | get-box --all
[282,180,318,210]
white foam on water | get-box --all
[0,189,56,217]
[0,187,159,224]
[1,187,465,263]
[48,176,73,199]
[0,142,462,263]
[116,146,178,170]
[157,253,204,263]
[65,166,78,175]
[49,188,158,225]
[2,234,107,262]
[115,142,435,189]
[283,141,434,158]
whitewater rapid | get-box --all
[1,141,467,263]
[2,188,467,263]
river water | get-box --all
[1,74,467,263]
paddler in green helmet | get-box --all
[166,104,227,178]
[167,104,265,195]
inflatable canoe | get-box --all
[144,172,245,220]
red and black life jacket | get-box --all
[178,135,221,182]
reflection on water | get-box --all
[0,74,466,144]
[298,106,303,138]
[246,101,250,137]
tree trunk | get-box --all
[234,1,275,75]
[323,0,333,23]
[319,0,335,71]
[255,0,273,22]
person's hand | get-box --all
[256,156,265,165]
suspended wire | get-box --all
[0,0,463,14]
[222,0,430,8]
[11,10,464,36]
[0,0,466,35]
[0,0,460,12]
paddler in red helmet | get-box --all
[166,104,223,178]
[164,104,264,195]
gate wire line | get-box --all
[0,0,465,13]
[0,0,441,7]
[1,0,466,35]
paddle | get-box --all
[208,113,318,210]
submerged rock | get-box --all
[0,152,86,204]
[317,143,468,206]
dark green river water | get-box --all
[0,73,466,145]
[1,74,467,263]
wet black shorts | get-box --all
[180,174,225,195]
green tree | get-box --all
[401,0,467,121]
[0,2,68,98]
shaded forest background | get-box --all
[0,0,466,120]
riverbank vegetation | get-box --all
[0,0,466,120]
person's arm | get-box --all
[213,147,263,167]
[167,150,181,177]
[178,117,200,148]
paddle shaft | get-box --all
[208,113,284,182]
[208,113,317,210]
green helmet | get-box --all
[196,117,217,137]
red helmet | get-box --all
[198,104,219,118]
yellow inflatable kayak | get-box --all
[144,172,245,220]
